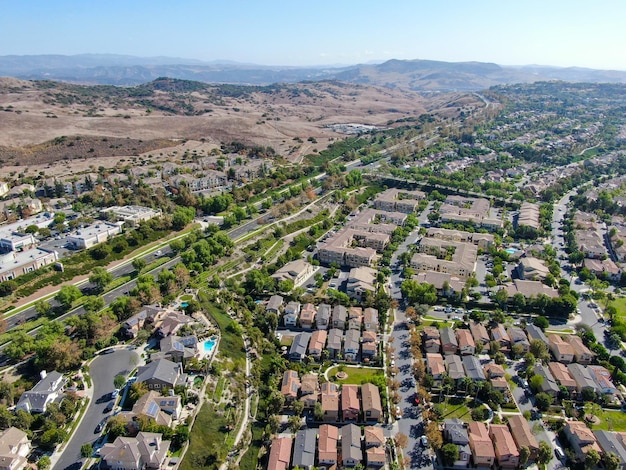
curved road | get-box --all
[53,348,139,470]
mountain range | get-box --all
[2,54,626,91]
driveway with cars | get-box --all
[53,348,140,470]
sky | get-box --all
[3,0,626,70]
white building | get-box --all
[101,205,162,227]
[66,222,122,249]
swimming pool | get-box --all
[203,338,217,354]
[505,248,516,254]
[180,302,189,308]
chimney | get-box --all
[40,370,47,380]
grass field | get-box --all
[586,408,626,432]
[326,365,385,385]
[203,303,245,366]
[179,403,228,470]
[610,297,626,320]
[433,397,472,421]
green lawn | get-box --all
[610,297,626,320]
[239,421,265,470]
[433,397,472,421]
[326,366,385,385]
[179,403,229,470]
[587,409,626,432]
[203,303,245,366]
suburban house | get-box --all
[266,295,284,314]
[123,305,165,338]
[267,437,292,470]
[441,327,459,355]
[363,307,378,332]
[533,364,560,397]
[462,355,485,382]
[16,371,66,413]
[588,365,618,396]
[507,415,539,461]
[443,419,471,468]
[308,330,327,360]
[563,421,602,461]
[327,329,343,359]
[490,324,511,351]
[289,333,311,362]
[593,430,626,469]
[299,374,319,409]
[136,359,186,391]
[426,353,446,381]
[318,424,339,468]
[364,426,386,468]
[346,266,377,300]
[507,326,530,353]
[445,355,466,383]
[341,424,363,468]
[361,331,377,359]
[271,259,317,288]
[344,329,360,362]
[0,427,30,470]
[484,363,507,391]
[292,428,316,470]
[564,335,594,365]
[517,256,550,280]
[342,384,360,422]
[348,307,363,331]
[548,335,575,363]
[361,383,382,422]
[100,432,170,470]
[422,327,441,353]
[332,305,347,330]
[156,311,193,337]
[469,321,490,346]
[158,335,200,364]
[489,424,520,469]
[549,362,577,391]
[525,324,548,344]
[468,422,496,468]
[316,303,331,330]
[320,383,340,422]
[283,302,301,327]
[567,363,599,396]
[456,329,476,355]
[125,391,182,428]
[300,303,316,329]
[281,370,301,403]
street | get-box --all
[52,348,140,470]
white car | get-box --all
[421,436,429,447]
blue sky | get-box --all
[3,0,626,70]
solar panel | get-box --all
[147,401,159,417]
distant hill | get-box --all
[1,54,626,91]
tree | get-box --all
[0,280,18,297]
[425,421,443,450]
[83,295,105,314]
[35,300,53,317]
[511,343,524,359]
[114,374,127,390]
[132,258,147,272]
[287,415,301,434]
[37,457,51,470]
[292,400,304,417]
[529,375,544,392]
[585,448,601,469]
[519,446,530,466]
[535,392,553,411]
[394,432,409,449]
[493,288,509,309]
[55,285,82,310]
[603,452,621,470]
[314,402,324,421]
[441,443,460,466]
[537,441,553,466]
[529,339,549,362]
[81,443,93,458]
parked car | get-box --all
[95,417,108,434]
[421,436,429,447]
[104,401,115,413]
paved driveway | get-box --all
[53,348,139,470]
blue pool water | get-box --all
[203,339,217,354]
[505,248,516,254]
[180,302,189,308]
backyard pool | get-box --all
[180,302,189,308]
[203,338,217,354]
[505,248,516,254]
